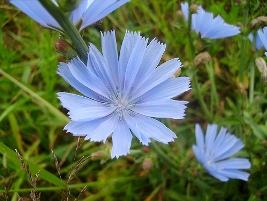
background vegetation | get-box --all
[0,0,267,200]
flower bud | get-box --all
[91,151,106,160]
[55,39,69,53]
[177,10,184,18]
[142,158,153,171]
[251,16,267,28]
[143,146,150,153]
[194,51,212,66]
[190,4,199,13]
[255,57,267,81]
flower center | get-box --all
[114,98,129,112]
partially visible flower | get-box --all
[181,2,240,39]
[191,7,240,39]
[10,0,129,31]
[249,32,264,50]
[57,31,191,158]
[193,124,251,182]
[181,2,189,21]
[249,27,267,50]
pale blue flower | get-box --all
[193,124,251,182]
[248,27,267,50]
[181,2,189,21]
[192,7,240,39]
[57,31,190,158]
[181,2,240,39]
[257,27,267,51]
[10,0,129,30]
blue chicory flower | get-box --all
[57,31,191,158]
[249,27,267,50]
[193,124,251,182]
[10,0,129,31]
[192,7,240,39]
[181,2,240,39]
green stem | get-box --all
[249,60,255,104]
[38,0,88,63]
[206,61,219,114]
[191,70,211,120]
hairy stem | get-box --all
[38,0,88,63]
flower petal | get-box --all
[213,135,244,161]
[215,158,251,170]
[195,124,205,151]
[111,120,133,158]
[118,32,142,90]
[10,0,60,29]
[207,169,229,182]
[88,44,117,93]
[126,114,177,144]
[123,36,148,97]
[101,31,119,87]
[57,92,115,121]
[67,58,111,99]
[132,58,182,100]
[135,77,190,103]
[58,62,106,101]
[218,169,250,181]
[133,39,166,88]
[80,0,130,30]
[70,0,94,25]
[124,113,151,145]
[205,124,218,152]
[85,115,117,142]
[133,100,188,119]
[64,118,107,136]
[192,145,205,164]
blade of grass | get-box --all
[0,68,68,124]
[0,142,65,187]
[206,61,219,115]
[8,114,24,153]
[0,177,135,193]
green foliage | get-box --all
[0,0,267,200]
